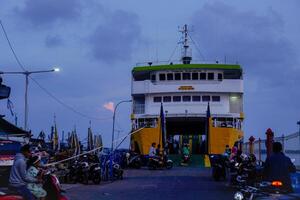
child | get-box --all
[26,156,47,200]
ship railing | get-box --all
[135,59,239,67]
[133,104,145,114]
[243,131,300,170]
[212,119,242,130]
[132,118,158,130]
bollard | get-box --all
[265,128,274,157]
[249,136,255,154]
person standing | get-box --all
[224,145,231,157]
[9,144,37,200]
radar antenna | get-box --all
[179,24,192,64]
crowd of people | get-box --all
[223,141,297,192]
[8,140,298,199]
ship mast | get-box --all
[179,24,192,64]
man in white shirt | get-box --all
[149,142,156,157]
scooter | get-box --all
[148,155,173,170]
[105,160,123,180]
[67,160,89,184]
[210,154,228,181]
[43,171,68,200]
[180,154,190,166]
[234,180,300,200]
[125,152,142,169]
[88,163,101,184]
[0,170,68,200]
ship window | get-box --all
[163,96,172,102]
[192,96,201,102]
[208,73,214,80]
[192,72,199,80]
[173,96,181,102]
[167,73,173,80]
[202,96,211,102]
[183,73,191,80]
[200,73,206,80]
[151,74,156,81]
[174,73,181,80]
[182,96,191,102]
[153,97,162,103]
[218,73,223,81]
[212,96,221,102]
[159,74,166,81]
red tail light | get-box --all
[271,181,283,187]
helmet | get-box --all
[249,154,256,162]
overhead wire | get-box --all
[0,20,111,121]
[187,32,206,61]
[167,43,179,63]
[0,20,27,71]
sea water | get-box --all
[291,173,300,193]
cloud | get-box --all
[191,1,298,86]
[14,0,82,27]
[45,35,64,48]
[87,10,142,64]
[103,102,114,112]
[191,1,300,136]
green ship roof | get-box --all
[132,64,241,72]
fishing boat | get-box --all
[130,25,244,159]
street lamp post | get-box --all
[0,68,60,130]
[111,100,132,151]
[297,121,300,145]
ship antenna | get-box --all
[179,24,192,64]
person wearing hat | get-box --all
[9,144,36,200]
[26,156,47,199]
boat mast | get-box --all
[179,24,192,64]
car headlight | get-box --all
[234,192,244,200]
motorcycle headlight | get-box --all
[234,192,244,200]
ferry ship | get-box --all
[130,25,244,157]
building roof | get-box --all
[132,63,241,73]
[0,117,30,137]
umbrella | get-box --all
[53,124,59,151]
[87,127,94,151]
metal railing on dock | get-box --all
[243,131,300,170]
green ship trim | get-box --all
[132,64,241,72]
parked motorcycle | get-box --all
[210,154,228,181]
[67,160,89,184]
[88,163,101,184]
[229,154,260,187]
[148,155,173,170]
[180,154,191,166]
[105,160,123,180]
[125,152,142,169]
[0,170,68,200]
[234,180,300,200]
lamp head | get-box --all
[53,67,60,72]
